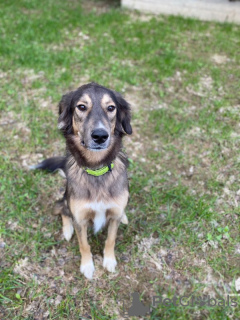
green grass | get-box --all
[1,0,240,319]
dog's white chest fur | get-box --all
[84,201,117,233]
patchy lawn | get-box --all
[0,0,240,319]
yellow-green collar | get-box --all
[84,163,114,176]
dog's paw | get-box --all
[120,213,128,225]
[103,256,117,272]
[63,223,74,241]
[80,260,95,279]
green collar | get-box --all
[84,163,114,176]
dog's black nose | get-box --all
[91,129,109,144]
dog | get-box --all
[34,82,132,279]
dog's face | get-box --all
[73,89,118,151]
[58,83,132,164]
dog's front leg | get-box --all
[103,218,120,273]
[74,221,95,279]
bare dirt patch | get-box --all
[211,54,231,65]
[0,111,31,142]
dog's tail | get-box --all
[30,156,66,177]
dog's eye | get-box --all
[77,104,87,111]
[107,105,116,112]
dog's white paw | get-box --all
[80,260,95,279]
[103,256,117,272]
[121,213,128,225]
[63,224,74,241]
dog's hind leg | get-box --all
[53,199,74,241]
[62,215,74,241]
[103,218,120,273]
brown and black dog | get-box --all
[35,82,132,279]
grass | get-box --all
[0,0,240,319]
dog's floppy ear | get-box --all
[114,91,132,135]
[57,91,74,135]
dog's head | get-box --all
[58,83,132,165]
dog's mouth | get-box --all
[80,139,107,151]
[90,146,106,150]
[87,145,108,151]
